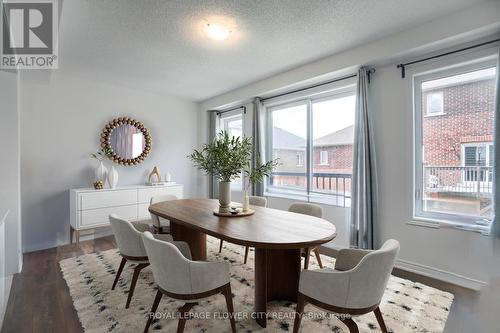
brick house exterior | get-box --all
[421,74,495,217]
[422,78,495,167]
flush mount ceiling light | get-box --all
[203,20,233,41]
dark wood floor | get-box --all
[1,236,117,333]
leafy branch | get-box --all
[90,147,113,161]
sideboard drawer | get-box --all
[79,190,137,210]
[80,205,137,227]
[137,186,183,204]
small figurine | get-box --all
[148,166,161,184]
[93,180,104,190]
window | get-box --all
[219,112,244,191]
[296,153,304,166]
[462,143,493,182]
[414,57,496,227]
[320,151,329,165]
[267,88,355,206]
[425,91,444,116]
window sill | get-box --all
[423,112,446,118]
[408,217,490,235]
[264,190,351,208]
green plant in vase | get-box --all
[188,130,279,213]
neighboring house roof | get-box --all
[314,125,354,146]
[273,127,306,149]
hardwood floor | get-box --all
[1,236,117,333]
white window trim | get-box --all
[264,85,356,207]
[424,91,445,117]
[320,150,329,165]
[412,53,497,230]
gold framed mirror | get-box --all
[100,117,152,165]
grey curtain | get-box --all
[251,97,265,196]
[350,67,377,249]
[491,50,500,238]
[208,110,219,199]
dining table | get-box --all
[149,198,337,328]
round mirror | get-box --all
[100,117,152,165]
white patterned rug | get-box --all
[59,236,454,333]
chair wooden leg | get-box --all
[244,246,250,264]
[304,248,311,270]
[293,292,306,333]
[112,257,127,290]
[177,302,197,333]
[125,263,149,309]
[374,307,388,333]
[313,248,323,268]
[143,290,163,333]
[222,283,236,333]
[342,317,359,333]
[219,239,224,253]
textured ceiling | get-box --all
[58,0,487,101]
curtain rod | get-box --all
[214,105,247,116]
[260,73,362,102]
[396,37,500,78]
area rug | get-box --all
[59,236,454,333]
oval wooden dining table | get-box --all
[149,198,337,328]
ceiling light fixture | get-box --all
[203,21,232,41]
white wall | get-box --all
[0,71,22,275]
[19,72,200,252]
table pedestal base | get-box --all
[170,221,207,261]
[254,248,301,328]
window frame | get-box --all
[413,55,497,228]
[217,109,245,192]
[424,91,445,116]
[264,83,357,206]
[319,150,329,166]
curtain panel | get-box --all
[251,97,265,196]
[350,67,377,249]
[491,49,500,238]
[208,110,219,199]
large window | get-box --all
[414,57,496,227]
[267,89,355,206]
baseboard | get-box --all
[0,275,13,330]
[395,258,487,291]
[319,245,488,291]
[23,228,114,253]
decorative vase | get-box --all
[218,181,231,213]
[242,190,250,212]
[108,166,119,189]
[95,161,108,183]
[165,172,172,182]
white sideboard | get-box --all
[69,184,183,245]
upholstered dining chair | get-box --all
[109,214,183,308]
[219,195,267,264]
[293,239,400,333]
[288,202,324,269]
[150,194,178,233]
[142,231,236,333]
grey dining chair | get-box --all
[109,214,186,308]
[218,195,267,264]
[150,194,178,233]
[293,239,400,333]
[142,231,236,333]
[288,202,324,269]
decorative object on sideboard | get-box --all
[93,181,104,190]
[148,166,161,183]
[188,130,279,214]
[91,148,112,183]
[107,166,119,189]
[100,117,152,166]
[165,172,172,182]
